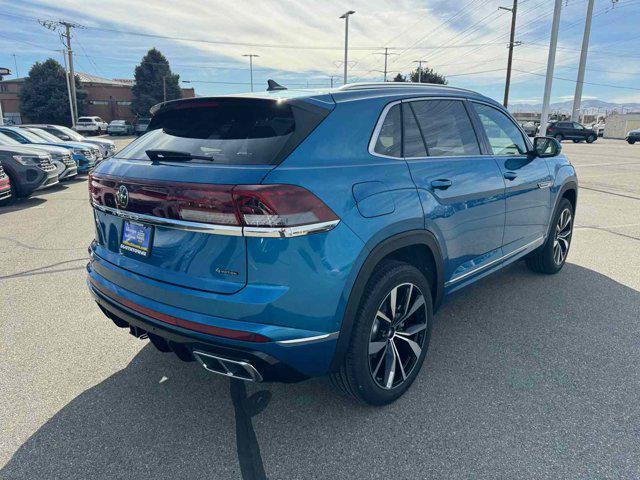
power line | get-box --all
[512,68,640,91]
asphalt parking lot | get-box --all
[1,137,639,479]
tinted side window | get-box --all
[474,103,527,155]
[409,100,480,157]
[402,104,427,158]
[374,104,402,157]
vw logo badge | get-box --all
[116,185,129,208]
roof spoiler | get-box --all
[267,79,287,92]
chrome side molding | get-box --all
[275,331,339,345]
[445,236,544,286]
[92,203,339,238]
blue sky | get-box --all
[1,0,639,106]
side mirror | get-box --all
[533,136,561,158]
[60,134,71,140]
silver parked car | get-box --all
[24,124,117,158]
[107,120,134,136]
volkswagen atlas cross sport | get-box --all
[87,83,577,405]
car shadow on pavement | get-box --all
[2,262,640,479]
[0,196,47,214]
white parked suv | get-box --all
[74,116,108,135]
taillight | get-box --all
[233,185,338,228]
[90,174,339,236]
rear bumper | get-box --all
[87,262,340,382]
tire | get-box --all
[586,134,596,143]
[554,134,563,142]
[572,139,580,143]
[525,198,574,274]
[628,139,636,145]
[329,260,433,406]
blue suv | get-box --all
[87,83,577,405]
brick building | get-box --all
[0,72,195,125]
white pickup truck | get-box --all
[74,116,109,135]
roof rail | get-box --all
[338,82,474,94]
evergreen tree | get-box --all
[131,48,181,117]
[18,58,86,126]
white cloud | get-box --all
[27,0,587,81]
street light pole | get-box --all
[242,54,259,92]
[0,67,9,126]
[571,0,595,121]
[539,0,563,137]
[340,10,355,85]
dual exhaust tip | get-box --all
[102,305,263,382]
[193,351,263,382]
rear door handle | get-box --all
[503,171,518,181]
[431,179,452,190]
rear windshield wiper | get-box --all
[145,149,216,162]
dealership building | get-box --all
[0,72,195,125]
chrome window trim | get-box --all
[468,99,534,155]
[92,203,339,238]
[445,236,544,287]
[368,100,403,159]
[368,96,494,161]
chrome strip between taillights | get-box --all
[92,203,339,237]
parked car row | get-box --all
[73,116,148,137]
[0,124,116,205]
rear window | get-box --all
[77,118,94,123]
[118,98,330,165]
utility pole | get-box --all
[242,54,259,92]
[539,0,562,137]
[571,0,595,121]
[39,19,83,125]
[340,10,355,85]
[162,75,167,102]
[0,67,10,126]
[12,54,19,78]
[500,0,518,107]
[373,48,398,82]
[64,23,78,124]
[61,50,75,128]
[413,60,424,83]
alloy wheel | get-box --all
[368,283,428,390]
[553,208,572,265]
